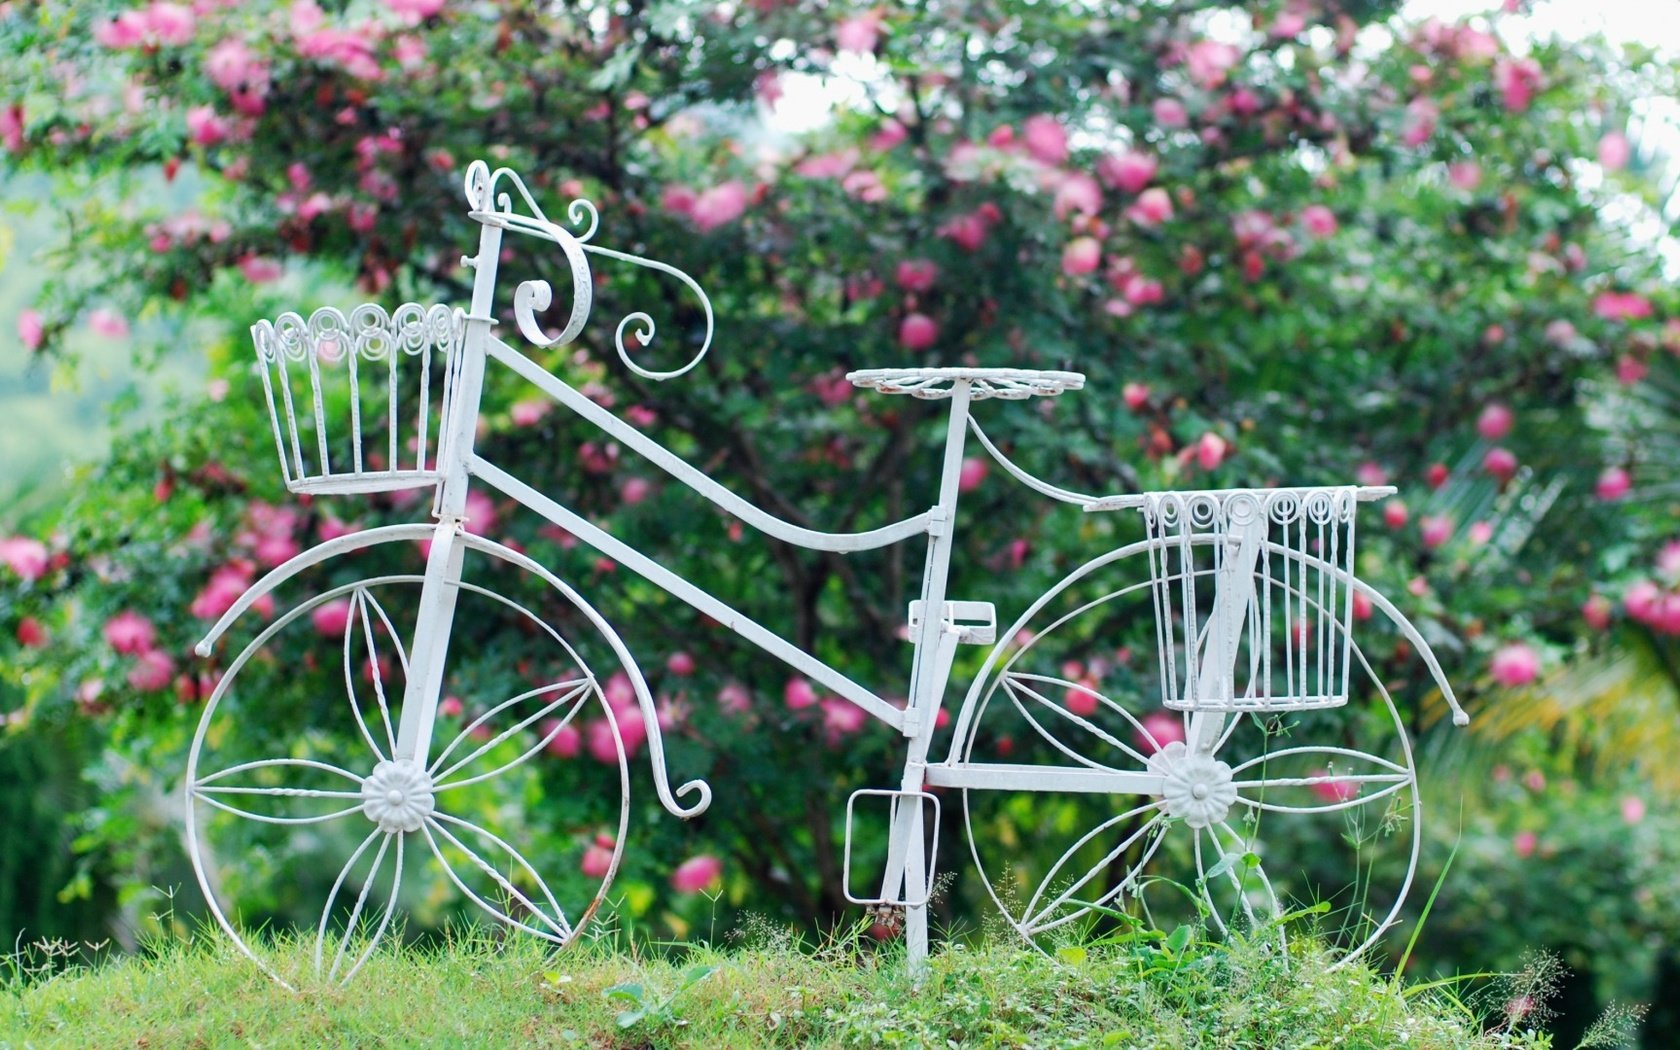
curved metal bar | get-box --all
[486,335,933,553]
[967,418,1102,506]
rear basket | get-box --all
[252,303,464,496]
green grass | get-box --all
[0,924,1555,1049]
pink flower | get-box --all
[128,650,176,692]
[204,38,270,114]
[1468,521,1494,546]
[1582,594,1613,631]
[1185,40,1241,89]
[938,212,989,252]
[1352,592,1373,622]
[1383,500,1408,529]
[1426,463,1449,489]
[1300,204,1337,239]
[835,10,883,54]
[1195,432,1228,471]
[1152,98,1189,129]
[1061,236,1101,276]
[1134,710,1185,754]
[1420,515,1453,548]
[191,563,255,620]
[439,696,463,718]
[463,488,497,535]
[1621,796,1646,824]
[1476,402,1513,441]
[1355,462,1388,487]
[1401,98,1437,148]
[1482,447,1518,482]
[1122,277,1164,307]
[1495,58,1541,113]
[239,256,282,283]
[185,105,227,146]
[717,682,751,716]
[0,536,48,580]
[1625,579,1661,623]
[87,308,129,339]
[1524,769,1545,793]
[820,696,867,741]
[603,670,637,713]
[95,11,148,48]
[1593,291,1653,321]
[754,71,783,107]
[104,610,156,655]
[1126,187,1174,227]
[18,309,43,351]
[581,840,615,879]
[895,258,938,293]
[143,2,196,45]
[1122,383,1149,411]
[1616,355,1648,386]
[16,617,48,647]
[1052,173,1102,219]
[1270,11,1306,37]
[1490,642,1539,687]
[588,709,645,762]
[899,313,938,351]
[670,854,723,893]
[1448,162,1482,190]
[1596,466,1631,501]
[382,0,445,20]
[1598,130,1631,172]
[691,181,748,232]
[784,677,818,710]
[1309,771,1359,804]
[620,477,653,506]
[1512,830,1537,858]
[542,719,580,758]
[661,184,697,217]
[1,103,23,154]
[311,598,352,637]
[1022,115,1068,166]
[1098,150,1158,195]
[958,457,988,493]
[510,399,549,426]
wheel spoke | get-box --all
[423,813,572,943]
[430,678,592,788]
[343,589,396,763]
[1002,673,1153,771]
[1229,745,1413,814]
[1022,807,1166,934]
[192,758,365,825]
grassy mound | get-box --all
[2,929,1555,1049]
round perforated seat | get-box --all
[845,367,1085,400]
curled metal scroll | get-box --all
[462,160,715,381]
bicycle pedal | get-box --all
[842,788,942,907]
[907,600,996,644]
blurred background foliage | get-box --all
[3,0,1679,1043]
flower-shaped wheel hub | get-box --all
[360,759,436,833]
[1148,741,1237,829]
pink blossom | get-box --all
[820,696,868,740]
[899,313,938,351]
[16,617,47,648]
[1495,58,1541,113]
[603,670,637,713]
[538,719,579,758]
[670,854,723,893]
[0,536,48,580]
[1354,462,1388,487]
[1512,830,1537,858]
[895,258,938,293]
[1062,237,1101,276]
[185,105,227,146]
[1309,771,1359,804]
[1270,11,1306,37]
[958,457,988,493]
[1152,98,1189,129]
[1490,642,1539,687]
[1185,40,1241,89]
[87,308,129,339]
[1,103,23,154]
[191,563,254,620]
[841,170,887,202]
[1126,187,1173,227]
[18,309,43,351]
[1122,383,1149,411]
[1195,432,1228,471]
[1656,593,1680,636]
[1658,540,1680,580]
[1482,447,1517,482]
[297,26,382,80]
[1098,150,1157,195]
[660,184,697,217]
[1383,500,1409,529]
[1420,515,1453,548]
[1401,98,1437,148]
[104,610,156,655]
[938,212,989,252]
[588,708,645,762]
[717,682,751,716]
[1021,115,1068,166]
[1448,162,1482,190]
[239,256,282,283]
[1122,276,1164,307]
[1592,291,1653,321]
[1582,594,1613,631]
[310,598,352,637]
[95,11,148,48]
[1625,579,1661,623]
[204,38,270,106]
[463,488,497,535]
[128,650,176,692]
[1468,521,1494,545]
[510,399,549,427]
[620,477,653,506]
[1300,204,1337,239]
[835,10,883,54]
[580,840,614,879]
[143,3,196,45]
[870,119,907,151]
[784,677,818,710]
[1477,402,1513,441]
[1052,173,1102,219]
[1523,769,1546,792]
[438,696,463,718]
[393,34,428,67]
[691,181,748,232]
[1062,683,1099,718]
[1621,795,1646,823]
[1616,355,1648,386]
[383,0,444,21]
[1598,130,1631,172]
[1596,466,1631,501]
[1134,710,1185,754]
[1352,591,1373,622]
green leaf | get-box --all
[1055,946,1088,965]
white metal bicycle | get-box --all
[186,159,1469,987]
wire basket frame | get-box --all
[1138,487,1364,713]
[252,303,465,496]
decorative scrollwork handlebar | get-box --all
[461,159,714,381]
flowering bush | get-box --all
[3,0,1679,1023]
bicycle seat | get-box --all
[845,367,1085,401]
